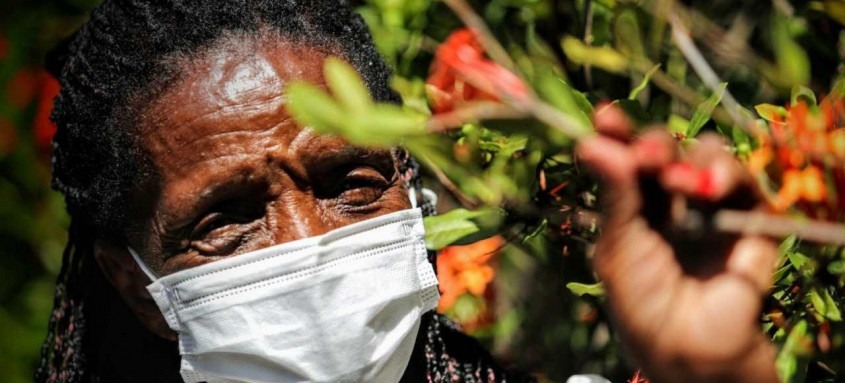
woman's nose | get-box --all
[268,194,332,244]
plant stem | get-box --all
[713,210,845,246]
[669,14,761,135]
[417,153,480,209]
[427,102,529,133]
[577,208,845,246]
[526,100,595,140]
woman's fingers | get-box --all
[633,129,678,172]
[661,133,753,203]
[577,135,640,229]
[594,102,633,141]
[726,235,779,294]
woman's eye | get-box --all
[189,202,264,255]
[336,168,390,206]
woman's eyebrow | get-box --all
[158,166,271,231]
[303,146,395,171]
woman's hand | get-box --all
[577,105,780,383]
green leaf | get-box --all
[789,251,811,271]
[818,0,845,25]
[423,208,505,250]
[614,10,646,60]
[561,35,628,74]
[779,234,798,252]
[286,82,348,132]
[790,85,817,107]
[687,83,727,138]
[822,289,843,321]
[776,319,810,383]
[772,14,810,87]
[828,260,845,275]
[668,114,690,135]
[324,57,372,111]
[628,64,661,101]
[536,77,593,132]
[342,104,426,146]
[566,282,605,297]
[810,288,828,319]
[755,103,788,122]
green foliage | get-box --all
[3,0,845,382]
[351,1,845,381]
[0,2,99,382]
[687,82,727,138]
[423,208,504,250]
[566,282,605,298]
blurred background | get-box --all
[0,1,95,382]
[1,0,843,382]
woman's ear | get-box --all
[93,240,178,341]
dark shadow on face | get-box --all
[128,35,412,276]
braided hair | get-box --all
[40,1,531,382]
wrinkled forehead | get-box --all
[138,33,337,130]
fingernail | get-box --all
[696,169,717,199]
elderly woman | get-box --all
[37,0,780,382]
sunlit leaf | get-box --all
[687,83,727,138]
[286,82,348,132]
[755,103,788,122]
[790,85,817,107]
[628,64,660,101]
[561,36,628,74]
[566,282,605,297]
[324,57,373,112]
[423,208,505,250]
[772,14,811,87]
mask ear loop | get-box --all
[127,247,159,282]
[408,186,418,209]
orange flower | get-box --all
[750,94,844,219]
[436,235,504,312]
[830,129,845,159]
[747,145,773,175]
[427,29,529,114]
[775,166,827,210]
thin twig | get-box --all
[669,13,764,137]
[527,100,595,140]
[583,0,595,89]
[630,61,735,127]
[417,154,480,209]
[576,208,845,246]
[714,210,845,246]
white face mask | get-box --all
[128,208,439,383]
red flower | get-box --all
[33,72,60,150]
[0,118,17,155]
[0,34,8,61]
[6,68,39,108]
[629,370,650,383]
[427,29,529,114]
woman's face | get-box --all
[123,38,411,277]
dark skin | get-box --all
[93,35,778,382]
